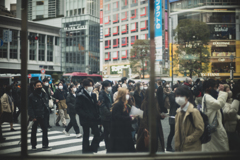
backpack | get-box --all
[188,110,211,144]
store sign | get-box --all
[213,41,230,47]
[218,58,225,62]
[64,24,86,31]
[201,73,220,77]
[214,25,228,32]
[111,65,130,74]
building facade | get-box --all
[101,0,149,77]
[61,0,100,74]
[169,0,240,80]
[0,15,62,74]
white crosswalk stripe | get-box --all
[0,122,106,155]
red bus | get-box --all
[61,72,103,84]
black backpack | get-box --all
[189,110,211,144]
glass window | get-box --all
[209,24,236,40]
[140,20,148,31]
[122,37,128,47]
[104,4,111,14]
[47,50,53,62]
[112,51,119,60]
[10,49,17,59]
[36,1,44,5]
[121,50,128,59]
[121,24,128,34]
[140,7,147,18]
[113,26,119,36]
[131,0,138,7]
[140,0,148,5]
[38,50,45,61]
[113,39,119,48]
[104,16,111,25]
[113,1,119,12]
[131,9,138,20]
[105,28,111,37]
[202,12,235,23]
[121,11,128,22]
[131,35,138,45]
[78,8,81,15]
[121,0,128,10]
[130,22,138,32]
[113,14,119,24]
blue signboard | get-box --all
[169,0,179,3]
[165,0,168,10]
[155,0,162,61]
[0,39,3,47]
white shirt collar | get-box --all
[181,102,189,112]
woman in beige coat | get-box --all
[201,80,229,152]
[0,86,16,131]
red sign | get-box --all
[165,31,168,49]
[27,74,31,79]
[100,11,103,24]
[41,69,46,74]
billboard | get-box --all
[100,11,103,24]
[155,0,162,61]
[100,0,103,10]
[165,12,168,30]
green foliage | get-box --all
[174,19,210,78]
[129,40,150,79]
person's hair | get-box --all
[60,79,65,83]
[87,78,94,86]
[121,77,127,83]
[173,84,179,90]
[135,82,141,93]
[175,86,191,99]
[113,88,127,106]
[69,84,75,92]
[58,82,63,86]
[186,77,192,83]
[42,78,49,82]
[102,80,110,90]
[203,79,216,92]
[157,80,162,86]
[34,80,42,86]
[82,79,92,87]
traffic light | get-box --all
[28,35,39,41]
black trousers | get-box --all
[167,123,175,149]
[65,113,80,134]
[31,116,49,148]
[82,124,100,153]
[102,121,111,150]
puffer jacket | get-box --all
[99,90,113,122]
[1,93,14,113]
[28,90,49,119]
[66,93,76,115]
[223,99,240,132]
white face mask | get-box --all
[59,86,63,90]
[87,86,93,92]
[175,97,186,106]
[140,86,144,90]
[73,88,77,92]
[107,87,112,92]
[144,87,148,90]
[44,83,49,86]
[126,94,130,100]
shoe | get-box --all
[10,128,16,131]
[42,146,52,151]
[63,124,67,128]
[48,125,52,128]
[56,122,60,126]
[76,133,82,138]
[63,130,70,136]
[32,146,37,150]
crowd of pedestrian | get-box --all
[0,76,240,153]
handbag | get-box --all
[49,99,54,108]
[204,96,218,133]
[144,129,149,148]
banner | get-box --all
[100,11,103,24]
[165,31,168,49]
[165,11,168,30]
[155,0,162,61]
[100,0,103,10]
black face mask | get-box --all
[35,88,42,94]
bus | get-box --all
[61,72,103,84]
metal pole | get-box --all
[149,0,157,155]
[171,17,173,88]
[20,0,28,157]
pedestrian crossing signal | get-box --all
[28,35,39,41]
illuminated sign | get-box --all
[64,24,86,31]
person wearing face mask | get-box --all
[133,82,145,109]
[75,79,101,153]
[63,85,82,138]
[222,84,240,151]
[93,82,102,101]
[55,82,68,127]
[163,83,171,110]
[98,80,113,150]
[108,88,136,153]
[28,81,52,151]
[201,79,229,152]
[0,85,16,132]
[174,86,204,152]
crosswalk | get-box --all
[0,122,106,155]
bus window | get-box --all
[72,76,87,84]
[88,77,102,83]
[61,76,71,84]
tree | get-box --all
[130,40,150,79]
[174,19,210,78]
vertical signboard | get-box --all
[100,11,103,24]
[100,0,103,10]
[155,0,162,61]
[165,12,168,30]
[165,31,168,49]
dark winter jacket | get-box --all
[168,92,180,125]
[66,93,76,115]
[54,89,67,101]
[12,87,21,106]
[28,90,49,119]
[156,85,168,113]
[108,100,135,153]
[134,90,144,108]
[75,89,100,126]
[99,90,113,122]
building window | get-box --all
[105,28,111,37]
[113,39,119,48]
[131,9,138,20]
[113,13,119,24]
[140,20,148,31]
[121,50,128,59]
[122,37,128,47]
[55,37,59,45]
[140,34,148,39]
[131,35,138,45]
[10,49,17,59]
[113,26,119,36]
[104,16,111,25]
[105,40,111,49]
[121,0,128,9]
[113,1,119,12]
[121,24,128,34]
[29,49,36,60]
[66,11,68,16]
[74,9,77,15]
[140,7,147,17]
[131,22,138,32]
[104,4,111,14]
[36,1,44,5]
[82,8,85,14]
[70,10,73,16]
[38,50,45,61]
[131,0,138,7]
[112,51,119,60]
[36,15,44,19]
[105,52,111,61]
[78,8,81,15]
[121,11,128,22]
[140,0,148,5]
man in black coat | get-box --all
[75,79,101,153]
[99,80,113,150]
[28,80,51,151]
[156,81,168,113]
